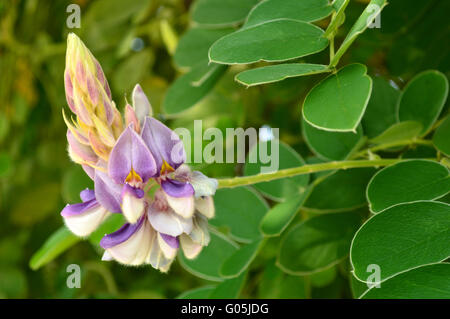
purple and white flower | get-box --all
[61,189,110,237]
[61,33,217,272]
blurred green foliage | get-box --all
[0,0,203,299]
[0,0,448,298]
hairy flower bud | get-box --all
[64,33,122,166]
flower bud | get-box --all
[64,33,121,164]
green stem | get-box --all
[329,37,335,62]
[352,139,433,159]
[218,159,403,189]
[84,262,119,295]
[430,115,448,132]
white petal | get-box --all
[180,234,203,260]
[121,192,145,224]
[132,84,152,124]
[146,232,174,272]
[105,219,152,266]
[164,192,195,219]
[63,206,109,237]
[157,233,178,259]
[195,196,215,219]
[190,171,218,197]
[174,164,191,179]
[148,206,193,237]
[101,251,113,261]
[158,260,174,273]
[190,215,210,246]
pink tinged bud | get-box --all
[179,234,203,259]
[62,110,90,145]
[67,130,98,164]
[94,59,106,85]
[64,70,74,99]
[91,114,116,147]
[92,91,113,127]
[121,184,146,224]
[64,72,78,115]
[66,96,77,114]
[86,74,99,106]
[195,196,215,219]
[132,84,152,125]
[103,92,114,125]
[88,130,110,161]
[125,104,140,133]
[94,59,112,100]
[104,80,112,101]
[111,106,124,138]
[76,60,87,90]
[157,233,178,259]
[73,89,94,126]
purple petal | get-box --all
[121,183,145,199]
[160,233,179,249]
[61,199,98,217]
[161,179,194,198]
[141,117,186,172]
[80,189,96,202]
[100,216,145,249]
[94,170,122,213]
[108,125,156,184]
